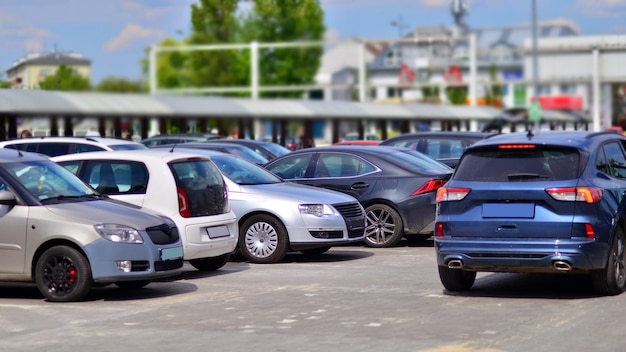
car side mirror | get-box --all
[0,191,17,206]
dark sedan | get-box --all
[379,131,493,168]
[264,146,452,248]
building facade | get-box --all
[5,52,91,89]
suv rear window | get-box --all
[169,159,227,217]
[454,147,581,182]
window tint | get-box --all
[75,144,105,153]
[425,139,464,159]
[602,142,626,179]
[109,144,147,151]
[36,143,72,157]
[454,147,580,182]
[169,160,227,217]
[266,154,313,179]
[80,161,149,195]
[315,154,366,178]
[387,138,419,149]
[59,161,81,175]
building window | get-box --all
[384,47,402,67]
[536,84,551,96]
[559,84,576,95]
[490,45,513,63]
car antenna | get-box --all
[169,143,177,153]
[526,129,535,139]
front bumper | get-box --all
[83,236,183,283]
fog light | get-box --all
[115,260,132,273]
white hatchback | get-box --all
[52,150,238,271]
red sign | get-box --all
[534,96,583,110]
[443,66,462,83]
[398,64,415,85]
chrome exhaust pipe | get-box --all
[447,259,463,269]
[553,261,573,271]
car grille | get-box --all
[333,202,364,218]
[155,258,184,271]
[333,202,365,238]
[145,224,180,245]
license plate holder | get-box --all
[206,225,230,239]
[160,247,183,261]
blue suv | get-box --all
[435,131,626,295]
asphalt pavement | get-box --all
[0,239,623,352]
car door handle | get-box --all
[351,182,369,190]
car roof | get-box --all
[0,136,143,147]
[381,131,493,143]
[468,131,625,151]
[277,145,410,155]
[50,149,214,163]
[163,141,251,149]
[0,148,49,163]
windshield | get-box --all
[6,160,95,201]
[210,154,282,185]
[221,146,269,165]
[260,143,291,157]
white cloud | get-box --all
[103,24,166,52]
[0,10,57,53]
[574,0,626,17]
[420,0,449,7]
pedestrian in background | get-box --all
[20,129,32,138]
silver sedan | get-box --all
[171,148,366,264]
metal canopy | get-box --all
[0,90,502,121]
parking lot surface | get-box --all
[1,239,625,352]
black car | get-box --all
[264,145,452,247]
[202,139,292,161]
[379,131,493,168]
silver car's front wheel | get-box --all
[239,215,288,264]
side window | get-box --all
[265,154,313,179]
[315,154,362,178]
[596,148,610,175]
[426,139,463,159]
[389,138,418,149]
[36,143,71,157]
[82,161,148,195]
[603,142,626,179]
[76,143,105,153]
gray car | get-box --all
[0,149,183,302]
[168,148,366,264]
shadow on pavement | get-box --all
[444,272,602,299]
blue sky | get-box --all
[2,0,626,85]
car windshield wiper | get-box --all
[40,194,106,203]
[507,173,550,180]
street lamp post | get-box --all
[531,0,540,132]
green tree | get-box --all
[189,0,247,91]
[0,80,10,89]
[142,37,194,91]
[96,77,145,93]
[39,64,91,91]
[446,87,467,105]
[241,0,325,97]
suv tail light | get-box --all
[411,179,447,196]
[177,186,191,218]
[436,188,470,203]
[545,187,602,204]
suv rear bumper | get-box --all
[435,238,610,273]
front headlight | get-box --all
[299,204,337,217]
[94,224,144,243]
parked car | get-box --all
[332,140,381,146]
[342,132,380,141]
[435,130,626,295]
[257,136,299,151]
[140,133,222,147]
[152,141,269,165]
[202,139,291,161]
[379,131,493,168]
[0,136,147,157]
[52,150,238,271]
[164,147,366,263]
[264,145,452,247]
[0,149,183,301]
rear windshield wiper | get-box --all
[507,173,551,180]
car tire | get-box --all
[592,227,626,295]
[189,253,231,271]
[35,246,93,302]
[438,266,476,292]
[240,215,289,264]
[300,246,331,256]
[114,281,150,289]
[364,204,404,248]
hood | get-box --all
[44,199,167,229]
[238,182,357,204]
